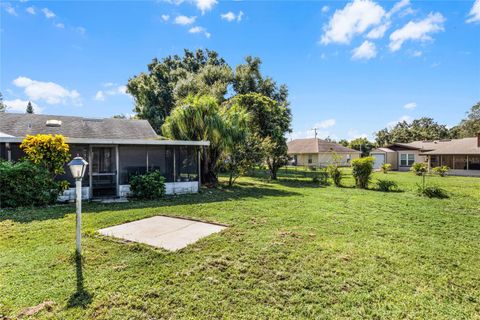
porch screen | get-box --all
[118,146,148,184]
[175,146,198,182]
[148,146,174,182]
[454,156,468,170]
[58,144,89,187]
[468,155,480,170]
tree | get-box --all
[450,102,480,138]
[162,95,248,185]
[348,137,374,157]
[26,101,34,114]
[20,134,71,177]
[0,92,6,112]
[227,93,291,180]
[338,139,349,147]
[127,49,230,133]
[374,117,451,146]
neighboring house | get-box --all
[287,138,361,167]
[371,135,480,176]
[0,113,209,200]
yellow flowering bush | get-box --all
[20,134,70,176]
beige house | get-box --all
[287,138,361,167]
[371,134,480,176]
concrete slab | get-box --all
[98,216,226,251]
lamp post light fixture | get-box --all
[68,156,88,254]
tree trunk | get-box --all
[201,151,218,186]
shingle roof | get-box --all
[287,138,361,154]
[0,113,159,140]
[384,137,480,155]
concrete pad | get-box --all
[98,216,226,251]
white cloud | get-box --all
[55,23,65,29]
[387,115,412,128]
[4,99,43,114]
[26,6,35,15]
[411,50,422,57]
[466,0,480,23]
[12,76,81,106]
[94,91,106,101]
[94,84,128,101]
[321,0,385,45]
[347,129,369,140]
[161,14,170,22]
[188,26,211,38]
[403,102,417,109]
[194,0,217,14]
[174,15,196,25]
[366,22,389,39]
[389,12,445,52]
[351,40,377,60]
[386,0,410,18]
[221,11,243,22]
[321,6,329,14]
[4,3,17,16]
[315,118,336,129]
[41,8,55,18]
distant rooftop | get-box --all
[287,138,360,154]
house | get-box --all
[370,135,480,176]
[0,113,209,200]
[287,138,361,167]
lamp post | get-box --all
[68,156,88,254]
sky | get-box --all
[1,0,479,141]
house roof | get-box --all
[0,113,158,140]
[371,147,395,153]
[287,138,361,154]
[382,138,479,155]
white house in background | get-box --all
[287,138,361,167]
[370,134,480,176]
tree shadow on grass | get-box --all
[67,252,92,309]
[0,182,300,223]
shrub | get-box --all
[410,162,428,176]
[327,164,342,187]
[417,185,449,199]
[0,160,64,208]
[432,166,449,177]
[20,134,70,177]
[376,179,399,192]
[312,170,328,185]
[129,170,166,199]
[351,157,375,189]
[380,163,392,174]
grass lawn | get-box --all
[1,169,479,319]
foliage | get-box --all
[449,102,480,138]
[20,134,70,177]
[0,92,7,112]
[376,179,399,192]
[375,117,452,146]
[227,93,291,180]
[432,166,449,177]
[327,164,342,187]
[348,137,374,157]
[351,156,375,189]
[162,95,248,185]
[127,49,230,132]
[129,170,166,199]
[338,139,349,147]
[410,162,428,176]
[417,185,449,199]
[312,170,328,185]
[381,163,392,174]
[0,160,64,208]
[26,101,34,114]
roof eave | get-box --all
[0,136,210,146]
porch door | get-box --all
[91,146,117,197]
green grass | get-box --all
[1,170,479,319]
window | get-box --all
[430,156,440,168]
[454,156,467,170]
[441,155,453,168]
[308,155,313,164]
[400,153,415,166]
[468,155,480,170]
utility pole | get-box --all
[311,128,318,139]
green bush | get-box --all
[380,163,392,174]
[351,157,375,189]
[417,185,449,199]
[410,162,428,176]
[0,160,64,208]
[327,164,342,187]
[129,170,166,199]
[376,179,399,192]
[312,170,328,186]
[432,166,449,177]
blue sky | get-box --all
[1,0,479,141]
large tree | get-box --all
[227,93,291,180]
[0,92,6,112]
[450,102,480,138]
[161,95,248,185]
[348,137,374,157]
[26,101,34,114]
[375,117,451,146]
[127,49,230,133]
